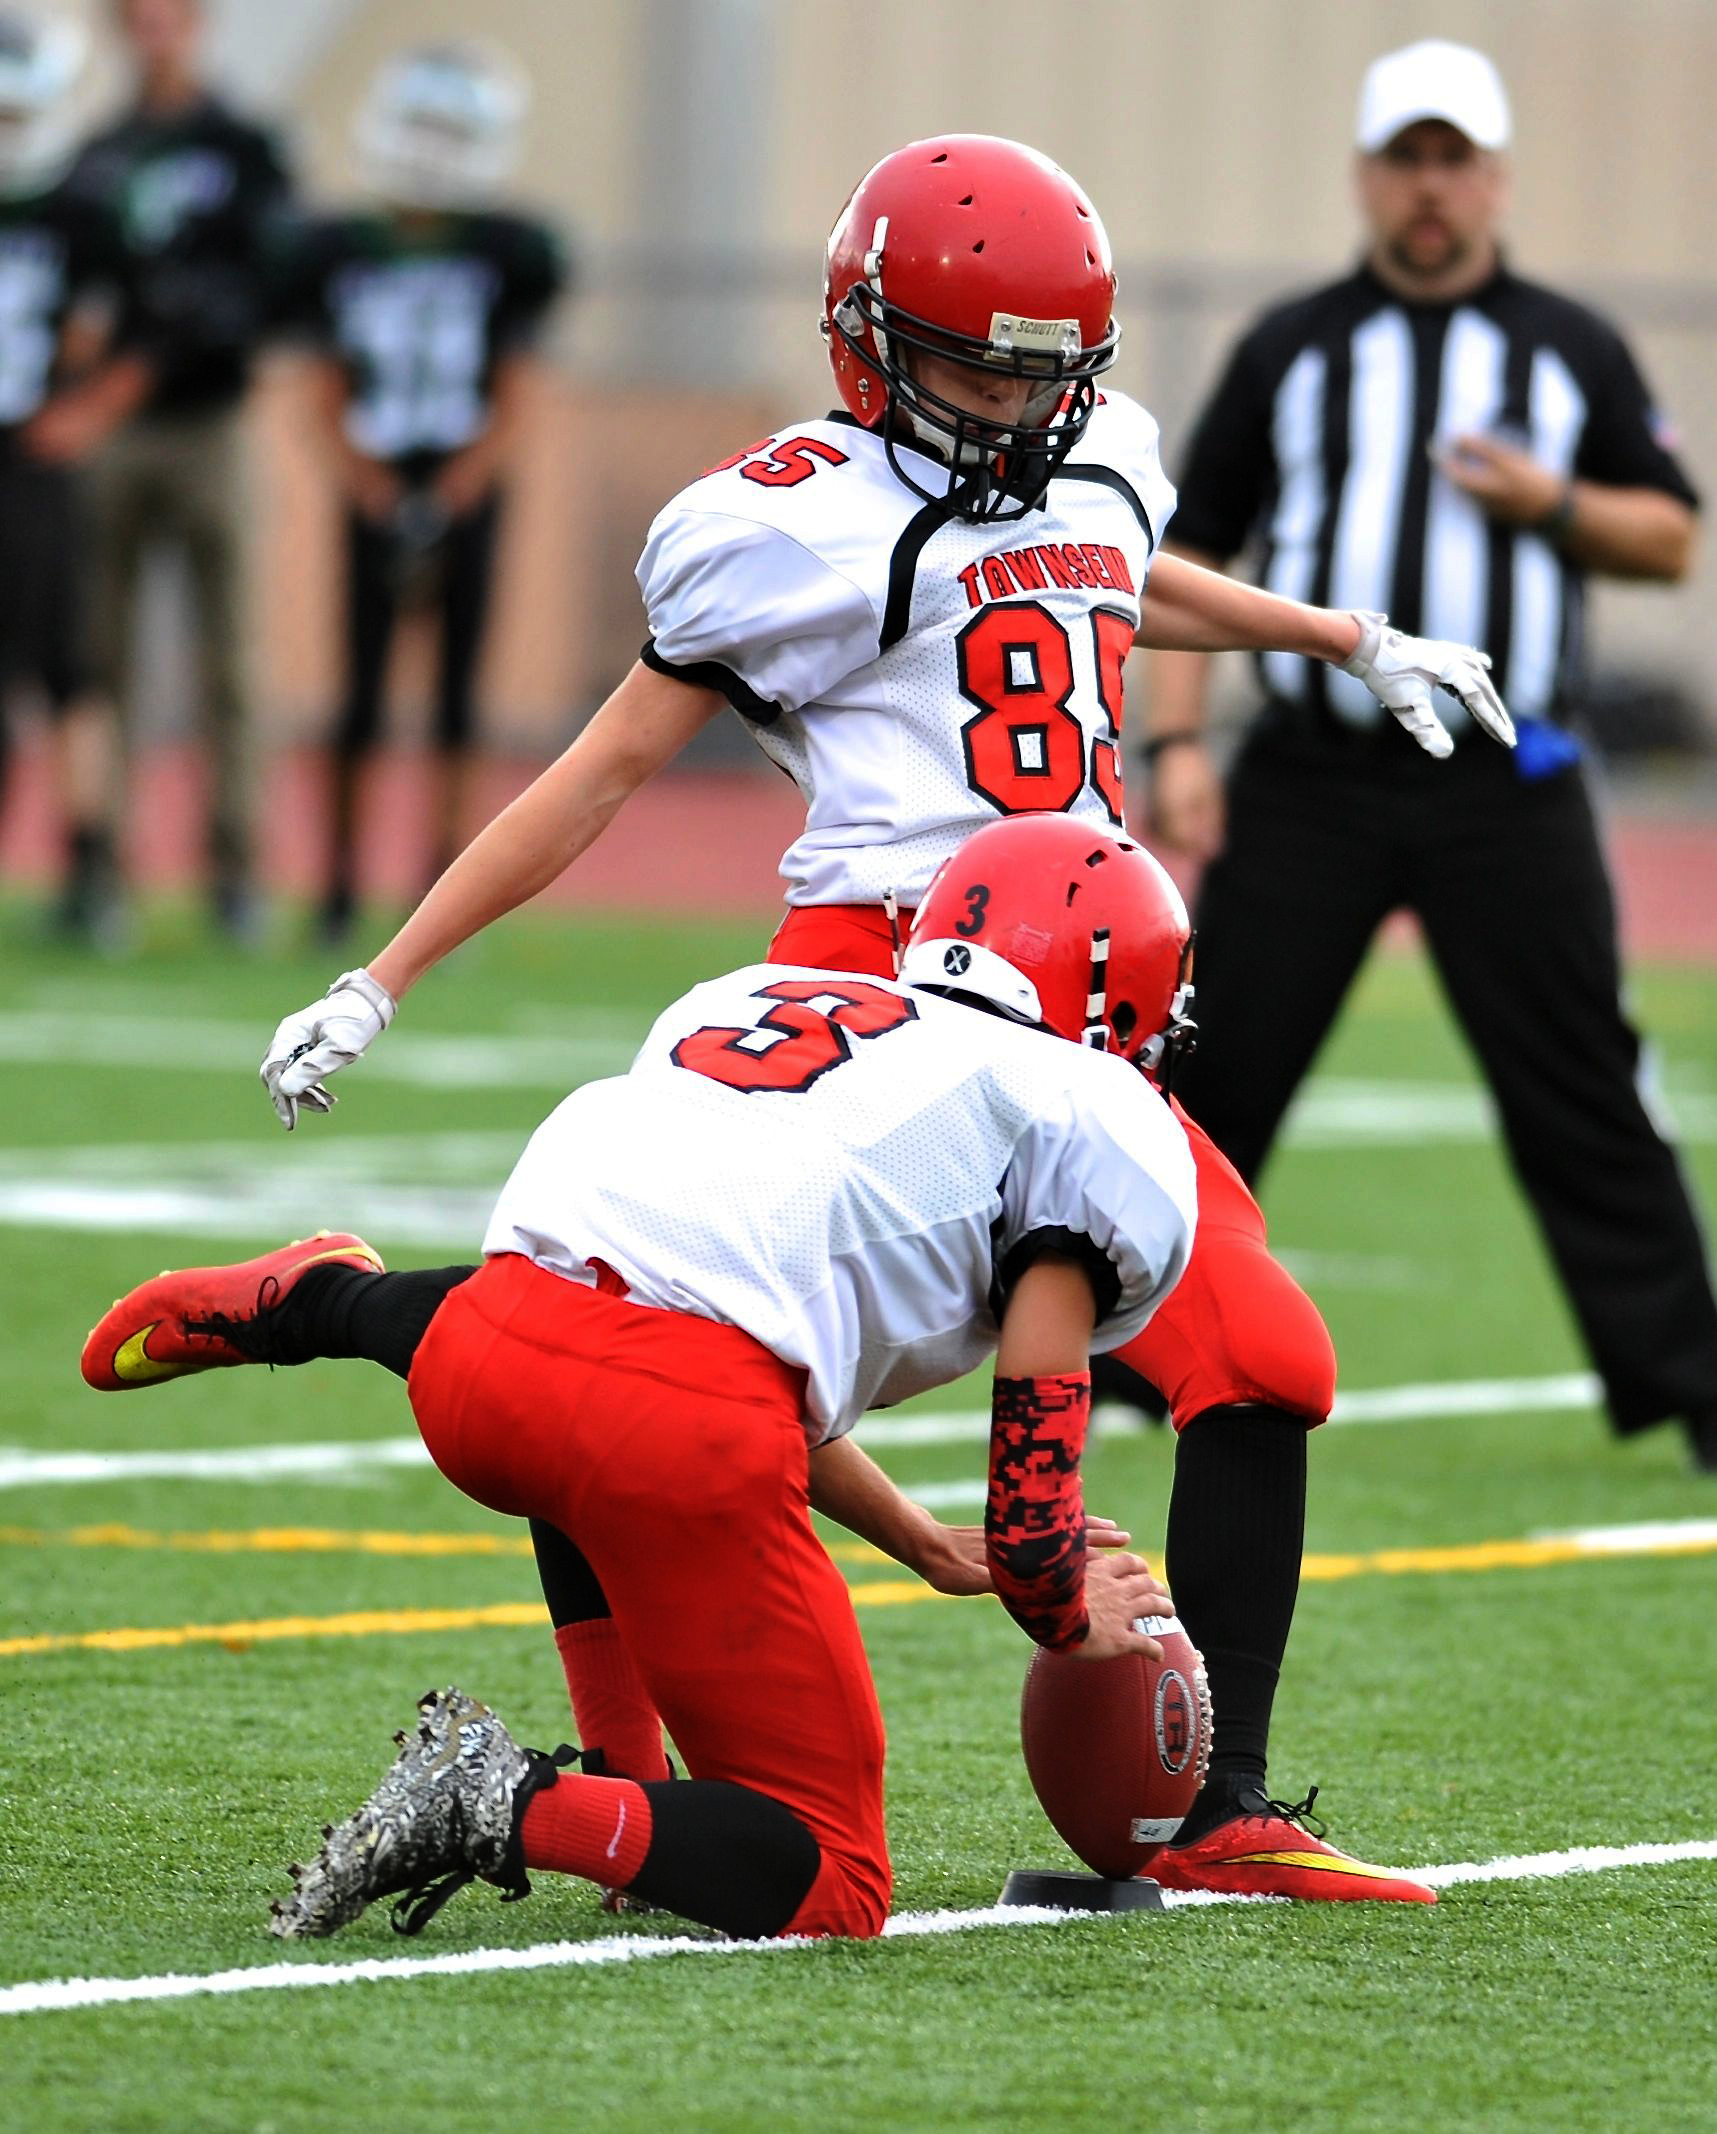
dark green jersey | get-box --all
[69,94,293,416]
[0,177,126,437]
[281,208,569,464]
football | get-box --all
[1019,1614,1213,1880]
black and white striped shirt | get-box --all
[1171,262,1699,736]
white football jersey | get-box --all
[483,964,1196,1443]
[638,393,1177,908]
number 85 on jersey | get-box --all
[956,600,1133,823]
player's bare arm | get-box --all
[368,666,724,998]
[1138,550,1514,761]
[809,1435,993,1595]
[262,664,723,1126]
[990,1256,1171,1663]
[808,1433,1133,1597]
[1137,541,1236,862]
[1138,552,1363,663]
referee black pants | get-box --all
[1175,723,1717,1437]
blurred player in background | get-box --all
[1141,40,1717,1472]
[256,136,1508,1903]
[282,42,567,944]
[88,817,1195,1943]
[0,13,129,943]
[49,0,291,941]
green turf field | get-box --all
[2,902,1715,2132]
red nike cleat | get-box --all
[1149,1786,1436,1904]
[82,1232,385,1391]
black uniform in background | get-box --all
[68,98,294,925]
[1167,261,1717,1441]
[0,179,128,747]
[280,209,567,907]
[71,95,290,418]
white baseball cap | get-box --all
[1356,39,1511,154]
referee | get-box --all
[1143,40,1717,1469]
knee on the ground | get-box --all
[781,1847,892,1940]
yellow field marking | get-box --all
[2,1521,1712,1664]
[0,1580,942,1661]
[1302,1533,1717,1580]
[6,1521,1717,1585]
[0,1521,889,1568]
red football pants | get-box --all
[768,902,1335,1427]
[408,1251,892,1938]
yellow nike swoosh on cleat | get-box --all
[275,1246,386,1271]
[111,1325,185,1385]
[1222,1849,1402,1879]
[293,1243,385,1277]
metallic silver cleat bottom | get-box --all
[269,1686,535,1941]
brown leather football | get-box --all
[1020,1613,1213,1879]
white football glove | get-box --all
[1342,611,1516,758]
[260,968,397,1130]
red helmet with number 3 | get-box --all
[900,817,1196,1077]
[822,134,1120,523]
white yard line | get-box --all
[1546,1517,1717,1554]
[0,1012,638,1088]
[862,1371,1603,1446]
[1329,1371,1599,1425]
[0,1130,525,1180]
[1283,1077,1717,1149]
[0,1370,1606,1492]
[0,1438,431,1490]
[1,1020,1711,1140]
[3,1836,1714,2018]
[0,1179,499,1249]
[894,1479,985,1508]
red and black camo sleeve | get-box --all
[985,1374,1091,1651]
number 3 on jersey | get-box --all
[672,979,917,1095]
[957,602,1133,823]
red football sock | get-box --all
[553,1620,670,1782]
[521,1773,653,1889]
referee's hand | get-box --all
[1143,739,1226,861]
[1343,612,1516,755]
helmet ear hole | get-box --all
[1110,1000,1138,1050]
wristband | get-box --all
[1531,484,1577,547]
[329,968,398,1029]
[1139,731,1203,767]
[985,1373,1091,1651]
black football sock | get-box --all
[269,1264,477,1376]
[1163,1404,1308,1841]
[531,1518,612,1626]
[626,1778,823,1939]
[518,1768,823,1939]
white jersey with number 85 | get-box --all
[637,393,1177,908]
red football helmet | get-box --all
[900,816,1195,1076]
[822,134,1120,522]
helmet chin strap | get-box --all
[1081,928,1112,1049]
[1139,937,1199,1084]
